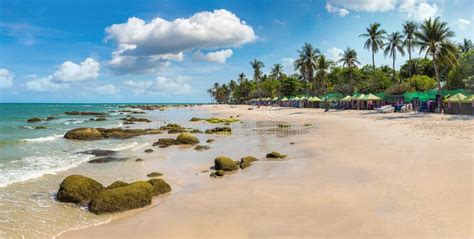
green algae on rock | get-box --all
[147,172,163,178]
[266,151,287,159]
[27,117,42,123]
[194,145,210,151]
[175,133,200,145]
[147,178,171,196]
[88,181,154,214]
[56,175,104,206]
[205,127,231,134]
[240,156,258,169]
[105,181,129,190]
[214,156,239,171]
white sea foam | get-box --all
[0,153,94,188]
[109,141,139,151]
[21,134,63,143]
[64,119,85,125]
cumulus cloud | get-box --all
[94,84,118,95]
[399,0,439,21]
[325,3,349,17]
[25,75,69,92]
[326,0,396,13]
[0,68,14,88]
[326,47,344,62]
[52,58,100,82]
[122,76,191,95]
[105,9,255,74]
[456,18,471,31]
[192,49,233,64]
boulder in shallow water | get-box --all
[34,126,47,129]
[205,127,231,134]
[79,149,115,157]
[214,156,239,171]
[88,157,128,163]
[266,151,287,159]
[64,128,103,140]
[105,181,129,190]
[56,175,104,206]
[144,149,154,153]
[175,133,200,145]
[240,156,258,169]
[147,172,163,178]
[194,145,210,151]
[88,181,154,214]
[147,178,171,196]
[27,117,42,123]
[135,158,144,162]
[152,138,176,147]
[46,116,56,121]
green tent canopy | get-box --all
[461,95,474,103]
[340,95,352,101]
[445,93,466,103]
[308,96,322,102]
[280,97,289,101]
[360,93,382,101]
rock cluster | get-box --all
[57,175,171,214]
[64,127,162,140]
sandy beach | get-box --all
[60,105,473,238]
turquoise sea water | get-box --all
[0,103,195,187]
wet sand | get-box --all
[61,105,473,238]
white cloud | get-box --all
[456,18,471,31]
[325,3,350,17]
[122,76,191,95]
[273,19,287,26]
[326,47,344,62]
[399,0,439,21]
[25,75,69,92]
[105,9,255,75]
[281,58,295,74]
[327,0,396,12]
[95,84,118,95]
[52,58,100,82]
[192,49,233,64]
[0,68,14,88]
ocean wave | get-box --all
[20,126,34,129]
[0,153,94,188]
[21,134,63,143]
[64,119,85,125]
[109,141,139,151]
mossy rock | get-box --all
[95,117,107,121]
[144,149,154,153]
[34,126,47,129]
[304,123,312,127]
[105,181,129,190]
[206,139,214,143]
[240,156,258,169]
[194,145,210,151]
[147,178,171,196]
[56,175,104,206]
[190,117,202,122]
[266,151,287,159]
[175,133,199,145]
[46,116,57,121]
[27,117,42,123]
[153,138,176,147]
[147,172,163,178]
[205,117,239,124]
[277,124,290,128]
[205,127,231,134]
[190,129,203,134]
[135,158,144,162]
[88,181,154,214]
[64,128,103,140]
[216,170,225,176]
[214,156,239,171]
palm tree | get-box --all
[403,21,418,77]
[360,22,386,69]
[459,38,473,53]
[270,63,285,80]
[338,48,360,94]
[415,17,456,110]
[237,73,246,84]
[384,31,405,82]
[250,59,264,97]
[315,55,334,94]
[295,43,320,94]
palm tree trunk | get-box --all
[393,55,396,82]
[372,50,375,69]
[408,44,412,78]
[432,54,443,112]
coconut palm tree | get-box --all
[415,17,456,110]
[295,43,320,94]
[249,59,264,97]
[403,21,418,77]
[270,63,285,81]
[459,38,473,53]
[338,48,360,94]
[315,55,334,94]
[360,22,386,69]
[384,31,405,82]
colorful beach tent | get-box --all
[445,93,466,103]
[461,94,474,103]
[308,96,322,102]
[280,97,289,101]
[340,95,352,101]
[361,93,382,101]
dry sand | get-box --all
[61,105,473,238]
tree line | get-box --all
[208,17,473,105]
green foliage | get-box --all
[400,58,435,78]
[385,82,414,95]
[448,50,474,90]
[280,76,301,96]
[407,75,436,91]
[356,65,393,93]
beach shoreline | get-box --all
[60,104,473,238]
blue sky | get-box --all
[0,0,472,103]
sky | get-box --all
[0,0,472,103]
